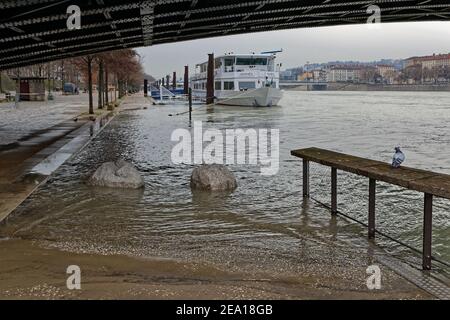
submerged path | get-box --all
[0,94,89,222]
[0,238,432,300]
[0,119,87,222]
[0,93,125,222]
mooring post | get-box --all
[303,160,310,197]
[188,87,192,122]
[331,167,337,214]
[172,71,176,90]
[144,79,148,97]
[105,64,110,110]
[206,53,215,105]
[368,178,376,239]
[98,60,104,109]
[423,193,433,270]
[184,66,189,95]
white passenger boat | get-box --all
[191,53,283,107]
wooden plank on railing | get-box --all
[291,148,450,200]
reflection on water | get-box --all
[1,91,449,273]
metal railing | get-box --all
[293,148,450,271]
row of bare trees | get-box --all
[422,65,450,83]
[72,49,144,114]
[397,65,450,84]
[3,60,81,90]
[2,49,144,114]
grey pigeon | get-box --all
[392,147,405,168]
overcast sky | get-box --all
[137,22,450,79]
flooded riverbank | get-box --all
[0,238,429,299]
[0,91,449,299]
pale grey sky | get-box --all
[137,22,450,79]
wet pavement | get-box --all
[0,238,431,300]
[0,93,93,146]
[0,92,118,222]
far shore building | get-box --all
[326,65,360,82]
[297,71,313,81]
[326,65,397,84]
[376,64,397,84]
[312,69,327,82]
[376,64,395,77]
[404,53,450,83]
[405,53,450,69]
[280,67,303,81]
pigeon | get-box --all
[392,147,405,168]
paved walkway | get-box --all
[0,92,121,223]
[0,93,96,146]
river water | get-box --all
[1,91,449,275]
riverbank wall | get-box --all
[281,83,450,92]
[328,83,450,91]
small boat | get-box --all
[191,52,283,107]
[150,85,184,100]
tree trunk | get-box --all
[16,68,20,103]
[98,60,103,109]
[47,63,53,100]
[114,75,117,102]
[118,80,124,98]
[104,65,110,109]
[0,71,3,94]
[61,60,65,91]
[87,57,94,115]
[47,65,50,92]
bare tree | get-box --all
[58,49,144,113]
[86,56,94,114]
[97,58,104,109]
[73,56,95,114]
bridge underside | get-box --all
[1,0,450,70]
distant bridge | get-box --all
[280,80,328,90]
[1,0,450,70]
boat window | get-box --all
[223,81,235,90]
[224,58,235,72]
[236,58,268,66]
[215,58,222,69]
[224,58,234,66]
[239,81,256,90]
[215,81,222,90]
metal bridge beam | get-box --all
[1,0,449,70]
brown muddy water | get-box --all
[0,91,449,296]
